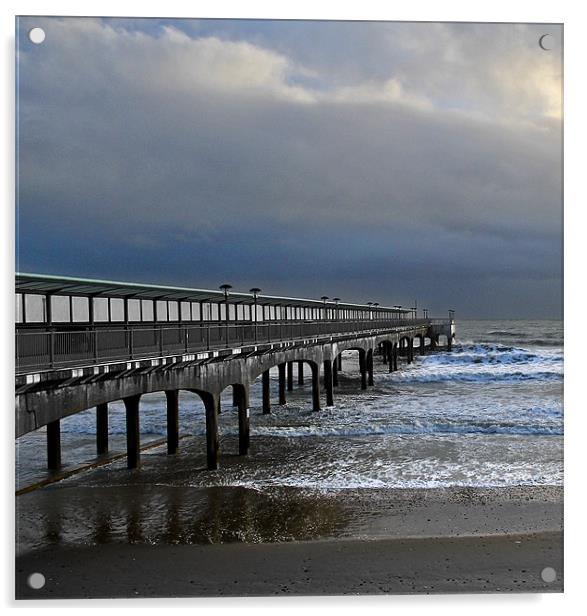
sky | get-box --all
[15,17,562,318]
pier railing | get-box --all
[16,318,432,374]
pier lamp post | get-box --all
[250,287,261,341]
[332,298,340,321]
[423,308,429,319]
[448,309,455,321]
[321,296,329,321]
[373,302,380,324]
[219,284,232,341]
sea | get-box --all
[16,319,563,491]
[15,319,563,551]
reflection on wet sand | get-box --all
[17,485,351,554]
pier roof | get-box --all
[15,273,409,314]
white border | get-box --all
[2,0,583,612]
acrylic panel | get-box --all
[15,16,563,599]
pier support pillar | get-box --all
[237,386,250,456]
[311,363,321,411]
[262,370,271,414]
[96,403,109,456]
[287,361,294,391]
[298,361,304,385]
[124,394,141,469]
[324,360,334,406]
[382,343,388,364]
[359,353,368,390]
[367,351,374,386]
[278,363,287,405]
[333,358,339,387]
[393,345,398,371]
[47,419,61,471]
[165,390,179,455]
[447,335,453,351]
[408,338,414,364]
[204,394,220,470]
[337,354,343,371]
[232,385,239,407]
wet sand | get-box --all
[16,531,562,598]
[15,484,563,598]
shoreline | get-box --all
[16,482,563,597]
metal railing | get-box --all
[15,318,434,375]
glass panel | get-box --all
[156,300,168,321]
[94,297,109,322]
[51,295,71,322]
[210,303,219,321]
[256,305,263,322]
[168,301,179,321]
[15,294,23,323]
[181,301,191,321]
[72,296,89,322]
[141,300,154,321]
[201,303,211,321]
[25,294,46,323]
[219,303,227,321]
[236,305,244,321]
[128,299,141,321]
[110,298,124,321]
[191,302,201,321]
[228,305,236,320]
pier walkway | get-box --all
[15,274,455,470]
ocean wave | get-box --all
[251,422,563,438]
[391,369,562,384]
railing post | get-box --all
[49,330,55,368]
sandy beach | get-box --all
[16,484,563,598]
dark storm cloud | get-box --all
[16,17,562,318]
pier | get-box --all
[15,273,455,472]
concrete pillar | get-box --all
[337,354,343,371]
[298,361,304,385]
[96,403,109,456]
[430,335,437,350]
[262,370,271,414]
[394,345,398,371]
[359,353,367,390]
[204,394,220,470]
[124,394,141,469]
[232,385,239,407]
[367,351,374,386]
[165,390,179,455]
[408,338,414,364]
[46,419,61,471]
[311,364,321,411]
[447,335,453,351]
[324,360,334,406]
[420,336,426,355]
[287,361,294,391]
[237,387,250,456]
[278,363,287,405]
[388,345,394,373]
[333,358,339,387]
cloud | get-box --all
[16,17,562,318]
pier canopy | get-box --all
[15,273,410,326]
